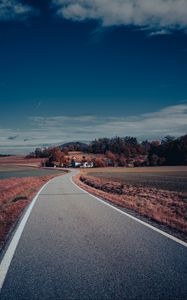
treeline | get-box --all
[88,137,144,156]
[60,137,142,156]
[86,135,187,166]
[26,147,66,167]
[27,134,187,166]
[148,134,187,166]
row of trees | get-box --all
[26,147,66,167]
[87,135,187,166]
[88,137,143,156]
[26,134,187,166]
[59,138,145,156]
[148,135,187,166]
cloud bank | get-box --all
[0,104,187,154]
[54,0,187,33]
[1,0,187,34]
[0,0,33,20]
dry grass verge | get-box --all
[0,174,61,250]
[74,174,187,240]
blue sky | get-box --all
[0,0,187,154]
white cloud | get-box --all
[29,104,187,139]
[149,29,170,36]
[53,0,187,33]
[0,103,186,154]
[0,0,33,20]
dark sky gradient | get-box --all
[0,0,187,153]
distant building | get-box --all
[80,162,94,168]
[71,160,81,168]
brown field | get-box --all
[0,155,44,167]
[0,155,66,180]
[85,166,187,173]
[0,166,65,180]
[76,166,187,241]
[84,166,187,192]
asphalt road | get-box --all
[0,171,187,299]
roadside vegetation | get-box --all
[74,167,187,241]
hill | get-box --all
[60,141,89,152]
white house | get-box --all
[80,162,94,168]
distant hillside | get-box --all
[60,141,89,152]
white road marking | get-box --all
[0,176,59,291]
[71,174,187,248]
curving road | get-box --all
[0,171,187,299]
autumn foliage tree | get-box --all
[89,136,143,157]
[45,147,65,167]
[93,157,107,167]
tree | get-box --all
[117,155,126,167]
[106,151,117,163]
[47,147,65,166]
[161,135,175,144]
[35,148,42,158]
[93,158,107,167]
[150,154,159,166]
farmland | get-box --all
[84,166,187,192]
[0,166,65,179]
[0,155,65,179]
[0,155,44,166]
